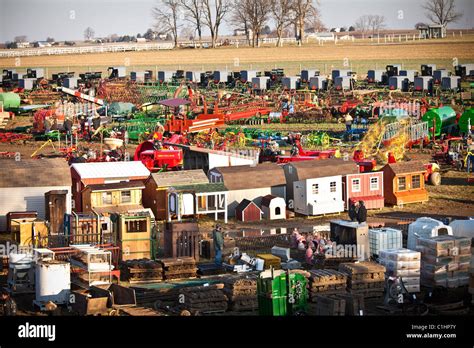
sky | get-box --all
[0,0,473,42]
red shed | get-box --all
[343,172,384,210]
[235,199,262,222]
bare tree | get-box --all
[202,0,230,48]
[84,27,95,41]
[422,0,462,26]
[354,15,370,33]
[229,0,251,45]
[292,0,320,45]
[271,0,294,47]
[152,0,181,48]
[240,0,272,47]
[181,26,195,40]
[181,0,204,46]
[14,35,28,43]
[368,14,386,35]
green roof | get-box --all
[169,182,227,193]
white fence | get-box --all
[0,42,174,58]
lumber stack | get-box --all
[120,259,163,284]
[379,248,421,293]
[417,236,471,288]
[308,269,347,301]
[159,257,197,280]
[178,284,228,314]
[256,254,281,270]
[339,261,386,297]
[223,275,258,312]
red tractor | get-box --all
[134,140,183,172]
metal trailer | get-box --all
[383,121,429,143]
[386,64,402,77]
[300,69,319,83]
[240,70,258,83]
[414,76,433,91]
[63,77,79,89]
[421,64,436,76]
[433,69,449,84]
[252,76,270,90]
[213,70,229,84]
[281,76,300,90]
[367,70,386,83]
[331,69,351,80]
[309,76,328,90]
[18,78,35,90]
[334,76,352,90]
[388,76,409,91]
[158,71,174,83]
[455,64,474,78]
[399,70,418,82]
[441,76,461,90]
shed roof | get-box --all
[71,161,150,180]
[287,159,359,181]
[261,194,285,207]
[151,169,208,188]
[212,163,286,190]
[383,161,427,175]
[0,158,71,188]
[235,199,261,213]
[169,182,227,193]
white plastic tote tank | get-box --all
[449,219,474,239]
[35,260,70,305]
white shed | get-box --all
[294,176,345,216]
[0,159,72,232]
[261,195,286,220]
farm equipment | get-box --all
[423,163,441,186]
[134,140,183,172]
[276,136,337,164]
[432,137,467,171]
[421,106,457,139]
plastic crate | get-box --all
[369,228,402,256]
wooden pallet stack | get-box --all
[339,262,386,298]
[256,254,281,269]
[308,269,347,301]
[309,294,346,316]
[418,236,471,288]
[178,284,228,314]
[159,257,197,280]
[222,275,258,312]
[120,259,163,284]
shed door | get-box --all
[181,193,195,215]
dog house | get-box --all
[235,199,262,222]
[261,195,286,220]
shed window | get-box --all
[351,178,361,192]
[330,181,337,193]
[398,177,406,191]
[370,177,379,191]
[412,175,421,189]
[102,192,112,205]
[312,183,319,194]
[121,190,132,203]
[126,219,147,233]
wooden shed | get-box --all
[209,163,286,217]
[382,161,428,206]
[261,195,286,220]
[0,158,72,232]
[343,172,384,210]
[235,199,262,222]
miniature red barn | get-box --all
[343,172,384,210]
[235,199,262,222]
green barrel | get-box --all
[257,270,308,316]
[422,106,457,138]
[0,92,21,110]
[459,108,474,134]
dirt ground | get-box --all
[1,36,473,76]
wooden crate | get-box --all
[309,294,346,316]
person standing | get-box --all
[348,200,358,222]
[466,136,474,174]
[212,224,224,266]
[344,113,353,132]
[357,200,367,224]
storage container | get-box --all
[407,217,453,250]
[369,228,403,256]
[379,248,421,261]
[34,260,70,306]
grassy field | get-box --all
[1,36,473,78]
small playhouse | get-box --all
[235,199,263,222]
[261,195,286,220]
